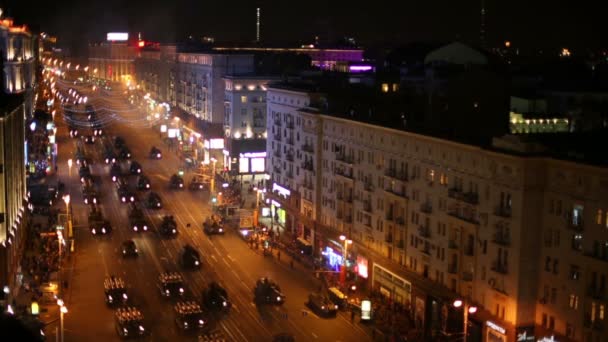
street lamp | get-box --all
[62,195,72,238]
[67,159,72,177]
[210,158,217,192]
[339,235,352,286]
[453,299,477,340]
[57,299,67,342]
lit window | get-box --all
[241,96,247,103]
[600,304,605,320]
[381,83,389,93]
[392,83,399,92]
[569,294,579,310]
[597,209,603,225]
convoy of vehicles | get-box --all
[253,278,285,305]
[104,276,128,306]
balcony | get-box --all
[567,217,584,231]
[273,166,282,174]
[275,134,282,142]
[447,210,479,225]
[448,240,458,249]
[363,201,373,213]
[384,168,409,182]
[492,232,510,246]
[386,212,394,221]
[274,118,282,126]
[420,202,433,214]
[418,225,431,238]
[462,271,473,282]
[397,240,405,249]
[384,187,408,199]
[302,144,314,153]
[448,264,458,274]
[587,286,606,300]
[395,217,405,225]
[285,121,294,129]
[448,188,479,205]
[385,235,393,243]
[273,150,281,158]
[494,206,512,218]
[285,171,293,178]
[286,137,295,145]
[583,249,608,262]
[421,245,431,255]
[335,168,354,180]
[286,153,294,162]
[336,153,355,165]
[491,261,508,274]
[301,162,314,172]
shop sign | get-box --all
[31,302,39,315]
[160,124,167,133]
[356,256,368,278]
[361,300,372,320]
[486,321,506,334]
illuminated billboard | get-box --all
[107,32,129,41]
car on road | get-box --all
[188,176,207,191]
[114,136,126,149]
[104,276,128,306]
[273,333,296,342]
[121,240,138,257]
[149,146,162,159]
[129,161,142,175]
[104,150,117,164]
[203,217,224,235]
[160,215,178,237]
[144,192,162,209]
[169,174,184,189]
[117,186,136,204]
[78,165,91,179]
[115,307,148,338]
[128,204,149,232]
[174,301,206,331]
[81,179,98,205]
[69,126,79,138]
[253,278,285,305]
[307,293,339,318]
[89,207,112,235]
[158,272,185,298]
[83,135,95,144]
[180,244,201,269]
[93,124,104,137]
[119,146,132,160]
[201,282,231,313]
[136,175,151,190]
[110,163,122,182]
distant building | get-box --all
[88,42,137,82]
[213,46,363,70]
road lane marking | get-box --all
[312,332,318,339]
[210,255,218,263]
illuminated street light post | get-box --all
[339,235,352,286]
[62,194,72,238]
[453,299,477,340]
[210,158,217,193]
[67,159,72,177]
[57,299,67,342]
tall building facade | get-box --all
[88,43,137,82]
[1,14,33,298]
[134,45,177,103]
[266,83,608,342]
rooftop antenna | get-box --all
[480,0,486,48]
[256,8,261,43]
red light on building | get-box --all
[138,41,145,48]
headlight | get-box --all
[184,322,188,327]
[222,301,227,307]
[93,198,97,204]
[122,250,126,254]
[143,225,148,231]
[84,198,88,204]
[92,228,96,234]
[219,228,223,232]
[139,325,144,332]
[137,169,141,173]
[199,185,203,189]
[105,158,109,163]
[157,153,161,158]
[165,289,169,294]
[172,229,176,233]
[134,249,138,253]
[194,261,199,266]
[113,176,117,182]
[179,288,184,293]
[146,184,150,188]
[101,228,106,234]
[122,293,128,300]
[123,327,128,334]
[157,203,161,207]
[276,296,282,301]
[133,226,138,231]
[130,196,134,201]
[179,184,183,188]
[321,305,325,310]
[335,305,339,309]
[198,319,204,325]
[122,197,126,202]
[108,295,113,302]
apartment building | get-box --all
[266,82,608,342]
[222,75,275,175]
[88,42,137,82]
[134,45,177,103]
[1,14,35,294]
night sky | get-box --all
[0,0,604,54]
